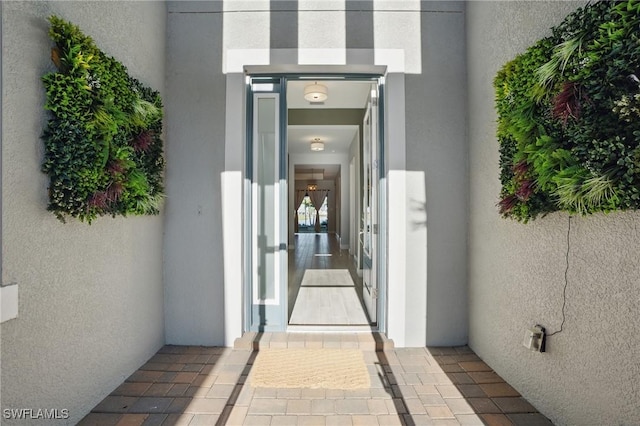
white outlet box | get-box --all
[523,325,545,352]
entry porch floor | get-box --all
[80,333,552,426]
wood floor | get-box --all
[287,233,373,328]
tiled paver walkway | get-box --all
[80,333,552,426]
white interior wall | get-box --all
[467,2,640,424]
[1,2,166,423]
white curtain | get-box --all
[308,190,328,233]
[294,190,307,233]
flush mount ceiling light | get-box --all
[310,138,325,152]
[304,82,328,102]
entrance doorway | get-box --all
[245,75,384,332]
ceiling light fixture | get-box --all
[304,82,328,102]
[310,138,324,152]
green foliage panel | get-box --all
[495,0,640,222]
[42,16,165,223]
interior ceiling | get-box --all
[289,80,370,181]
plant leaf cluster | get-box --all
[42,16,165,223]
[495,0,640,222]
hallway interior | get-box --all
[287,233,373,328]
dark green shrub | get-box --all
[495,0,640,222]
[42,16,164,223]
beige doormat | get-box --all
[250,348,371,389]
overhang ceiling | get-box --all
[287,80,372,109]
[288,80,370,181]
[288,125,358,155]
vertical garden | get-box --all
[42,16,165,223]
[495,0,640,222]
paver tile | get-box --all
[419,393,446,406]
[445,397,475,415]
[375,414,403,425]
[143,383,173,397]
[223,406,249,425]
[112,382,153,397]
[87,342,547,425]
[158,413,193,425]
[243,415,272,425]
[425,404,455,419]
[299,415,328,425]
[287,399,312,415]
[127,371,163,383]
[277,388,302,399]
[205,383,235,399]
[247,398,288,415]
[271,415,300,425]
[386,398,407,415]
[115,414,148,426]
[493,397,537,414]
[93,396,139,413]
[165,397,191,414]
[182,397,227,414]
[455,414,486,425]
[302,388,327,399]
[335,399,369,415]
[366,399,389,415]
[436,384,463,399]
[459,361,492,372]
[128,397,173,414]
[468,371,504,384]
[404,398,428,414]
[139,413,166,425]
[448,372,475,385]
[507,413,553,425]
[188,414,220,425]
[352,415,379,425]
[77,413,122,425]
[312,399,337,415]
[467,398,502,414]
[457,384,488,398]
[480,413,515,426]
[479,382,521,398]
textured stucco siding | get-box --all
[467,2,640,424]
[406,2,468,346]
[164,4,227,346]
[1,2,166,424]
[165,1,468,347]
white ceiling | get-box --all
[288,125,358,155]
[287,80,372,109]
[296,164,341,180]
[288,80,370,181]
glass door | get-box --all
[246,77,287,331]
[362,83,379,323]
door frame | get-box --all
[244,73,387,333]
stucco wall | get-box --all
[164,2,227,345]
[406,1,467,346]
[165,0,468,347]
[1,2,166,424]
[467,2,640,424]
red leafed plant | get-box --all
[552,82,585,126]
[132,131,153,152]
[498,161,536,214]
